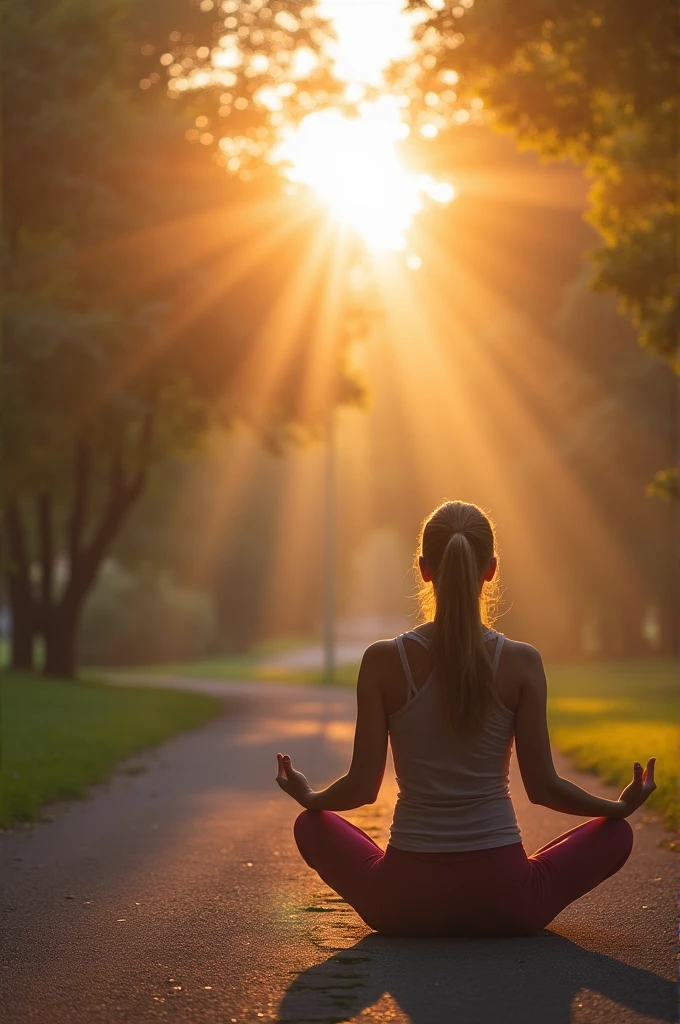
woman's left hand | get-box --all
[276,753,314,807]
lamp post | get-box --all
[321,405,336,684]
[319,244,368,686]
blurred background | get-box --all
[4,0,677,678]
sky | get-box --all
[318,0,417,84]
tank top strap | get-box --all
[402,630,431,650]
[491,632,506,676]
[395,634,419,700]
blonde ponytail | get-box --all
[416,501,499,735]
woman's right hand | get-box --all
[615,758,656,817]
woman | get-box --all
[275,501,656,937]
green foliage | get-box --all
[0,673,221,826]
[407,0,679,369]
[3,0,130,242]
[3,0,211,504]
[647,468,675,503]
[78,561,217,666]
[3,0,357,508]
[646,468,679,502]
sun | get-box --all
[275,97,456,253]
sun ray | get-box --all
[296,228,355,423]
[82,196,294,299]
[182,427,276,604]
[227,211,341,428]
[59,198,316,444]
[377,252,648,629]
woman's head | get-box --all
[416,501,500,733]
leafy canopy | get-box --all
[3,0,358,508]
[404,0,679,369]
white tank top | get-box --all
[388,629,521,853]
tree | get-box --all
[3,0,359,677]
[130,0,341,177]
[403,0,679,370]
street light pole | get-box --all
[322,406,336,685]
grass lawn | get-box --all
[111,648,360,687]
[0,673,222,828]
[546,659,677,831]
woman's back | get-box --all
[280,499,647,937]
[387,629,521,853]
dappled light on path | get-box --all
[233,714,355,746]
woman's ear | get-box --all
[419,555,433,583]
[482,556,497,583]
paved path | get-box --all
[259,642,367,672]
[1,680,676,1024]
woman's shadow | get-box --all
[277,931,675,1023]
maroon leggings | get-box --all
[294,811,633,937]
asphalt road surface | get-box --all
[1,680,676,1024]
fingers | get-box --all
[643,757,656,787]
[276,753,292,785]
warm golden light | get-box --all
[276,98,457,253]
[319,0,419,84]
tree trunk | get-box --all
[42,604,79,679]
[5,500,36,672]
[41,422,152,679]
[8,584,36,671]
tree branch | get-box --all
[5,499,33,597]
[61,411,154,610]
[68,438,90,568]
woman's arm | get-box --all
[513,644,656,819]
[276,642,389,811]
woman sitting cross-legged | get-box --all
[275,500,656,937]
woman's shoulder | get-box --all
[498,636,542,661]
[359,638,400,674]
[496,637,546,688]
[362,625,431,657]
[357,639,404,703]
[359,632,432,678]
[486,628,542,662]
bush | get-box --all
[78,561,217,666]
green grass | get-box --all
[546,659,677,831]
[99,634,321,683]
[113,648,360,687]
[0,673,222,828]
